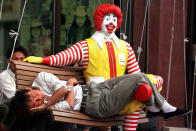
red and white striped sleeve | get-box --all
[125,42,141,74]
[79,41,89,70]
[45,40,89,70]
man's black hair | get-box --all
[6,45,27,59]
[10,89,30,116]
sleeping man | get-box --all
[12,72,83,112]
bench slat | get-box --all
[52,111,123,122]
[50,108,124,121]
[16,80,85,88]
[17,79,33,87]
[17,74,35,81]
[53,116,123,126]
[17,85,31,90]
[16,74,85,82]
[17,74,84,83]
[15,66,83,76]
[14,60,83,72]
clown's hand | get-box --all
[23,56,43,63]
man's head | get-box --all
[11,88,46,113]
[93,4,122,32]
[7,45,27,61]
[10,89,30,115]
[25,88,46,109]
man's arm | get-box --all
[47,77,78,109]
[45,87,69,107]
[64,77,78,109]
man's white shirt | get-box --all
[0,68,16,104]
[32,72,83,111]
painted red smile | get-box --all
[105,24,116,34]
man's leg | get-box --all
[86,72,190,119]
[97,72,152,117]
[96,72,190,124]
[138,73,191,121]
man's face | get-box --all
[26,89,45,109]
[11,51,25,61]
[101,13,117,34]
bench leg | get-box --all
[123,109,141,131]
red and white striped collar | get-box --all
[91,31,120,49]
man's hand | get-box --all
[67,77,78,86]
[23,56,43,63]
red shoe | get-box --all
[133,83,152,101]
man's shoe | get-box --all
[163,108,192,121]
[146,111,164,118]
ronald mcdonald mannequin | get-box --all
[24,4,191,131]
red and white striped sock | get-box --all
[123,109,141,131]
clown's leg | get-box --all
[123,83,150,131]
[122,83,152,131]
[123,109,141,131]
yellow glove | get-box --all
[23,56,43,64]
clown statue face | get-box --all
[101,13,117,36]
[93,4,122,40]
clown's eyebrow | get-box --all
[105,14,111,17]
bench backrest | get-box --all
[11,60,86,89]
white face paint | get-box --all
[101,13,117,35]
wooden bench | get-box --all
[11,60,148,126]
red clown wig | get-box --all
[93,4,123,31]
